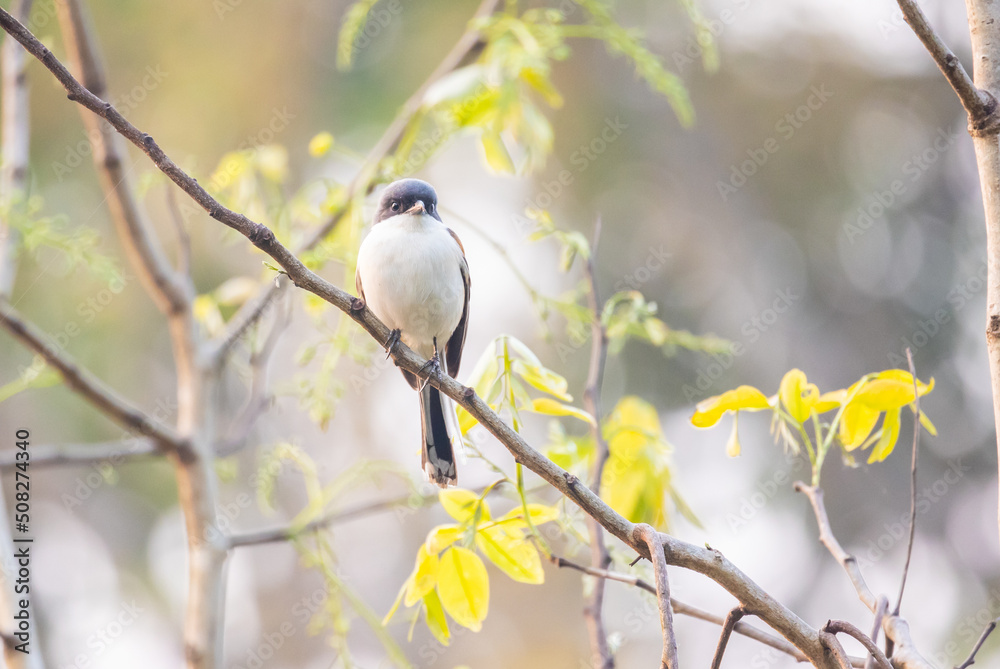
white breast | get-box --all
[357,213,466,360]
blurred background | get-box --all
[0,0,997,667]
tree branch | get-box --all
[0,11,844,665]
[582,216,613,669]
[710,606,746,669]
[864,596,888,669]
[795,483,936,668]
[895,0,999,133]
[0,439,157,468]
[634,524,680,669]
[0,299,185,452]
[823,620,891,669]
[955,617,999,669]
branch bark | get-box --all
[710,606,746,669]
[823,620,891,669]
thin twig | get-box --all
[794,482,877,611]
[823,620,891,669]
[582,216,613,669]
[550,553,815,663]
[0,439,157,468]
[216,289,290,456]
[955,617,1000,669]
[895,0,998,132]
[864,596,888,669]
[633,525,680,669]
[710,606,746,669]
[895,348,920,615]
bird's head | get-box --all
[375,178,442,223]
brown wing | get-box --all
[355,266,365,301]
[444,228,470,378]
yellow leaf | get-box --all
[480,131,515,174]
[691,385,770,428]
[404,544,440,607]
[918,410,937,436]
[868,408,901,463]
[457,406,479,435]
[778,369,819,423]
[437,546,489,632]
[383,579,408,625]
[498,503,559,528]
[600,465,646,523]
[308,131,335,157]
[840,401,880,451]
[514,360,572,401]
[612,396,661,434]
[475,526,544,584]
[814,390,846,413]
[422,589,450,645]
[439,489,489,523]
[426,525,464,554]
[530,397,595,425]
[521,67,564,108]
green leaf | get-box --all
[437,546,490,632]
[336,0,379,70]
[512,359,572,401]
[0,368,61,404]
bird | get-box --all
[355,178,470,487]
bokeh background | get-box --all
[0,0,997,667]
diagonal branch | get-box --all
[794,482,877,611]
[0,299,185,453]
[955,617,999,669]
[0,11,844,665]
[633,524,680,669]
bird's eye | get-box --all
[390,201,400,212]
[427,203,435,214]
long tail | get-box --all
[419,384,457,487]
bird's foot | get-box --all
[418,350,442,391]
[385,328,402,360]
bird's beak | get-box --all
[405,200,426,215]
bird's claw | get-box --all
[418,351,442,391]
[385,329,402,360]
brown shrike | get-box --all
[355,179,470,487]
